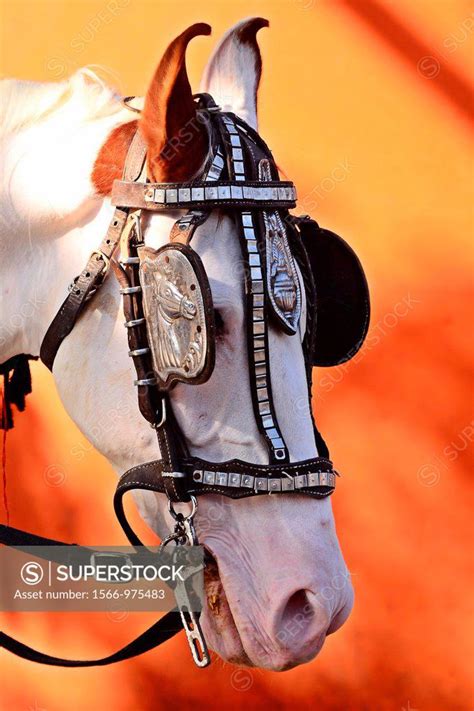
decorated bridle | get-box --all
[0,93,369,668]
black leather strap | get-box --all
[0,524,184,667]
[114,456,337,546]
[39,130,147,372]
[0,613,182,667]
[111,179,297,211]
[40,207,129,371]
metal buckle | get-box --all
[91,250,110,279]
[150,399,167,429]
[89,551,134,581]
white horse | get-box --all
[0,18,353,670]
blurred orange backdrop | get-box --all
[1,1,473,709]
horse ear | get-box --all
[141,23,211,182]
[199,17,268,130]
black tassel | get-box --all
[0,355,37,430]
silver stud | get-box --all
[133,377,157,386]
[241,475,254,488]
[178,188,191,202]
[228,473,241,487]
[205,186,218,201]
[255,478,268,491]
[281,477,295,491]
[271,437,285,449]
[203,471,216,485]
[218,185,231,200]
[124,318,146,328]
[307,472,318,487]
[191,187,204,201]
[231,185,243,199]
[166,188,177,203]
[269,479,282,492]
[215,472,228,486]
[258,401,270,415]
[193,470,203,482]
[294,474,308,489]
[128,347,150,357]
[119,286,142,295]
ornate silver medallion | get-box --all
[138,243,214,388]
[259,159,302,335]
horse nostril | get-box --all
[280,589,311,628]
[214,309,225,337]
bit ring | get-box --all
[168,495,197,522]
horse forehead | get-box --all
[192,214,243,300]
[146,211,242,306]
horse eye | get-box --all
[214,309,225,336]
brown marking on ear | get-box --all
[92,119,138,196]
[235,17,269,95]
[199,17,268,129]
[141,23,211,182]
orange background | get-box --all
[1,1,473,709]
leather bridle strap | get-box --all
[1,614,182,668]
[40,207,129,370]
[40,130,147,372]
[114,457,338,547]
[0,524,184,667]
[112,179,297,211]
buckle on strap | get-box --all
[67,250,110,299]
[90,249,111,278]
[89,551,134,580]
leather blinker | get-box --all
[297,218,370,366]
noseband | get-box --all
[0,94,370,668]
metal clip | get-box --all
[161,495,210,667]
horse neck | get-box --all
[0,99,130,364]
[0,201,114,363]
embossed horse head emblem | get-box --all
[155,273,197,324]
[151,267,200,371]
